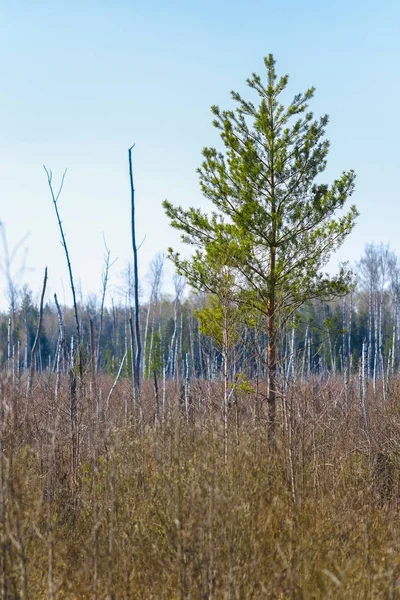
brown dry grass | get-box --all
[1,373,400,598]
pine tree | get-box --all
[163,54,357,435]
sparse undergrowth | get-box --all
[1,374,400,598]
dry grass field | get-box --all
[1,373,400,598]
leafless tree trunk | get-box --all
[154,370,160,425]
[7,318,11,376]
[89,318,98,407]
[343,297,349,406]
[107,350,127,411]
[360,338,368,427]
[169,274,185,381]
[0,221,29,324]
[26,267,48,398]
[162,364,167,419]
[44,167,82,376]
[142,303,151,379]
[53,293,65,413]
[128,145,141,402]
[97,235,115,371]
[222,309,229,467]
[145,253,164,379]
[129,313,136,412]
[0,396,7,600]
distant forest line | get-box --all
[0,242,398,390]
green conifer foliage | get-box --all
[164,54,357,434]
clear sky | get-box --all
[0,0,399,308]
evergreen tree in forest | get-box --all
[164,54,357,432]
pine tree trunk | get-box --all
[267,303,276,439]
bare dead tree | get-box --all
[0,392,8,600]
[97,235,117,371]
[106,350,128,409]
[43,167,82,374]
[167,274,185,380]
[89,318,97,406]
[153,369,160,425]
[0,222,30,332]
[54,293,66,374]
[7,318,11,376]
[128,145,141,402]
[26,267,48,398]
[129,312,136,410]
[143,253,164,378]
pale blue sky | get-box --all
[0,0,399,307]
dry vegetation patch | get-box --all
[0,374,400,598]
